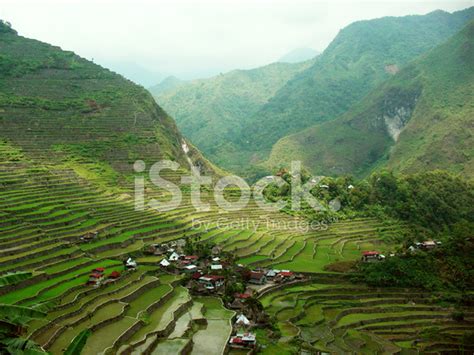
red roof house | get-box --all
[109,271,121,279]
[234,293,252,299]
[191,272,202,280]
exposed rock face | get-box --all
[383,106,413,141]
[385,64,400,75]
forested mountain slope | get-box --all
[244,8,474,158]
[158,7,473,175]
[148,76,183,96]
[267,20,474,178]
[153,60,314,172]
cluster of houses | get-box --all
[360,239,442,263]
[229,310,257,349]
[248,269,302,285]
[86,267,121,287]
[145,239,188,256]
[86,257,137,287]
[155,243,228,293]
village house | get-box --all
[109,271,121,279]
[409,240,441,253]
[266,269,279,279]
[124,257,137,270]
[235,314,251,327]
[211,264,223,271]
[183,255,199,262]
[361,251,385,262]
[191,271,203,280]
[160,259,170,267]
[87,267,105,286]
[276,271,295,283]
[420,240,441,250]
[169,252,180,261]
[230,291,253,309]
[80,231,98,243]
[248,271,267,285]
[198,275,224,290]
[184,264,197,273]
[229,332,257,349]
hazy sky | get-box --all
[1,0,472,83]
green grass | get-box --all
[41,257,91,274]
[237,254,268,265]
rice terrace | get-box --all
[0,1,473,354]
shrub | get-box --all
[451,311,465,322]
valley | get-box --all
[0,4,473,355]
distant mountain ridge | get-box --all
[267,19,474,177]
[278,47,320,63]
[149,76,183,95]
[241,7,474,158]
[97,60,167,88]
[152,7,474,177]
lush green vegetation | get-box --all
[268,18,474,178]
[154,60,313,173]
[154,7,473,176]
[259,278,473,353]
[263,169,474,234]
[0,9,473,355]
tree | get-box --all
[0,273,47,354]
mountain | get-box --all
[152,7,474,176]
[95,59,166,88]
[0,20,215,179]
[227,7,473,174]
[153,60,314,172]
[278,47,320,63]
[267,20,474,178]
[148,75,183,96]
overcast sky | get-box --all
[1,0,472,83]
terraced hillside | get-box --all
[0,21,215,178]
[260,277,474,354]
[0,138,412,354]
[232,218,405,272]
[1,19,472,355]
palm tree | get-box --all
[0,272,47,354]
